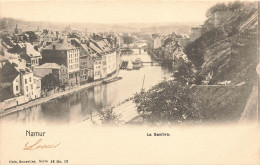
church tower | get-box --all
[14,24,19,34]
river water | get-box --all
[2,52,172,125]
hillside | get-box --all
[0,17,197,34]
[134,1,258,124]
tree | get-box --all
[174,62,196,85]
[41,73,59,90]
[99,108,121,125]
[134,80,200,123]
[206,3,228,17]
[122,34,134,44]
[228,1,244,11]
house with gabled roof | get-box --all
[41,40,80,86]
[0,58,41,104]
[33,63,68,87]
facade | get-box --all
[33,63,68,87]
[162,40,176,60]
[95,39,117,76]
[89,41,104,80]
[152,34,161,49]
[190,26,203,41]
[33,76,41,99]
[20,43,41,68]
[70,39,94,84]
[0,58,41,104]
[41,40,80,86]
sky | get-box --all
[0,0,219,24]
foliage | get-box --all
[134,80,199,123]
[227,1,244,11]
[122,34,134,44]
[206,3,228,17]
[99,108,121,125]
[184,28,226,69]
[41,73,59,90]
[206,1,244,17]
[24,31,39,43]
[162,37,174,47]
[174,62,196,85]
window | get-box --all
[26,86,28,92]
[16,85,18,91]
[25,79,27,84]
[29,77,31,82]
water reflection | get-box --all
[1,53,172,125]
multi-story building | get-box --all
[20,43,41,68]
[70,39,93,84]
[9,42,41,69]
[33,76,41,99]
[0,58,41,104]
[89,41,103,80]
[190,26,203,41]
[152,34,162,49]
[41,40,80,86]
[33,63,68,87]
[95,39,117,76]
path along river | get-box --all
[1,52,172,125]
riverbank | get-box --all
[0,75,118,118]
[82,99,142,125]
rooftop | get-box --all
[9,58,32,73]
[44,40,77,50]
[34,63,65,69]
[0,51,20,61]
[24,43,41,57]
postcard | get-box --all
[0,0,259,164]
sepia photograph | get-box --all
[0,0,259,164]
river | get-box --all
[1,52,172,125]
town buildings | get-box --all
[8,42,42,69]
[0,51,20,68]
[0,24,120,110]
[152,34,162,49]
[0,58,41,108]
[190,26,203,41]
[41,40,80,86]
[172,46,188,71]
[95,39,117,76]
[40,29,57,44]
[33,63,68,87]
[20,43,42,68]
[70,39,93,84]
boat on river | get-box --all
[102,77,122,84]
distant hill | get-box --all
[0,17,199,34]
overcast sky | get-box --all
[0,0,219,24]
